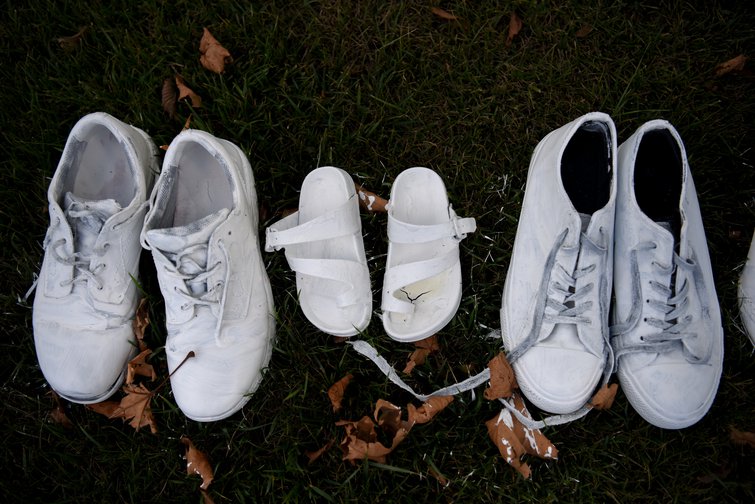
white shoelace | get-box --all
[611,241,705,364]
[159,243,225,312]
[47,196,119,291]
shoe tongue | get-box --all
[145,208,230,296]
[146,208,230,254]
[657,220,673,235]
[578,212,591,233]
[64,192,121,254]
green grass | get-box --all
[2,0,754,501]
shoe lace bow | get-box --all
[162,243,225,312]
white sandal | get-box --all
[381,167,476,342]
[265,167,371,336]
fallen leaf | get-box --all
[715,55,747,77]
[305,439,335,464]
[431,7,458,21]
[355,184,388,213]
[407,396,453,425]
[403,334,439,374]
[88,384,157,433]
[730,426,755,448]
[337,416,394,464]
[182,114,192,131]
[175,75,202,107]
[87,400,121,418]
[589,383,618,410]
[57,26,88,52]
[112,383,157,434]
[199,28,233,74]
[159,145,169,151]
[126,348,157,384]
[182,436,214,490]
[374,399,411,435]
[575,24,593,38]
[486,392,558,479]
[133,298,151,351]
[327,373,353,413]
[506,12,523,47]
[484,352,518,400]
[48,391,73,429]
[161,78,178,120]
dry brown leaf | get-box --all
[403,334,439,374]
[199,28,233,74]
[115,383,157,433]
[337,416,394,464]
[431,7,458,21]
[715,54,747,77]
[576,24,593,38]
[486,392,558,479]
[48,391,73,429]
[159,144,169,151]
[506,12,523,47]
[87,400,121,418]
[87,384,156,433]
[407,396,453,425]
[484,352,517,400]
[355,184,388,213]
[589,383,618,410]
[57,26,88,52]
[183,114,192,131]
[327,373,353,413]
[161,78,178,120]
[127,348,157,384]
[133,298,150,351]
[730,426,755,448]
[175,75,202,107]
[182,436,214,490]
[305,439,335,464]
[374,399,411,435]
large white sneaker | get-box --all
[33,112,157,403]
[501,112,617,414]
[141,130,275,422]
[738,231,755,347]
[612,120,723,429]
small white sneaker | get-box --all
[501,112,617,414]
[33,112,158,404]
[141,130,275,422]
[738,231,755,347]
[612,120,723,429]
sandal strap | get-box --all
[286,256,369,308]
[265,194,359,252]
[381,249,459,314]
[387,205,476,244]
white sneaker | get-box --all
[738,231,755,347]
[141,130,275,422]
[33,112,158,404]
[501,112,617,414]
[612,120,723,429]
